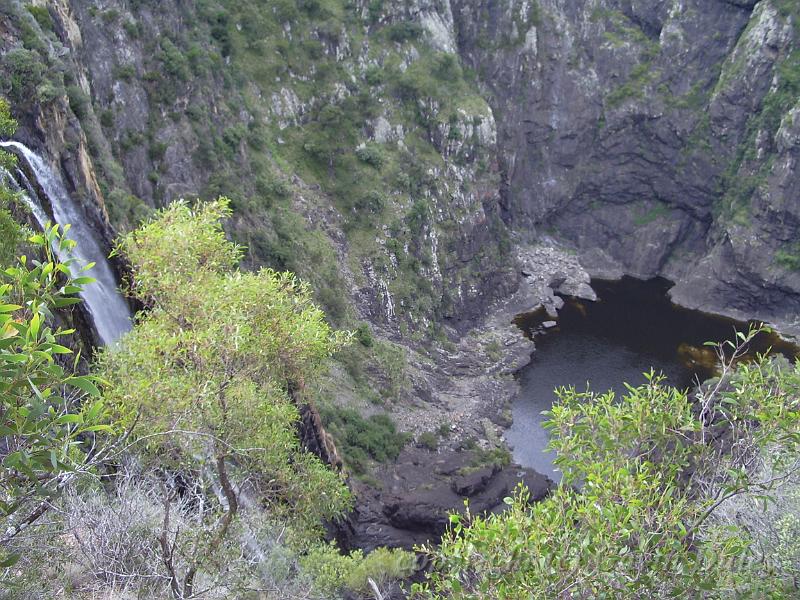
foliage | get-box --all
[320,406,409,474]
[66,84,90,121]
[0,99,28,266]
[97,199,352,595]
[0,223,112,567]
[8,466,407,599]
[25,5,52,31]
[355,142,386,169]
[302,542,416,598]
[2,49,44,104]
[775,245,800,271]
[355,322,374,347]
[331,336,408,405]
[417,431,439,451]
[414,330,800,598]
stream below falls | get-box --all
[505,276,799,480]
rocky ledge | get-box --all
[337,243,591,550]
[337,446,552,551]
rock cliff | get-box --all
[2,0,798,337]
[453,0,800,333]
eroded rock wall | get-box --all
[453,0,800,333]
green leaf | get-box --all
[71,276,96,285]
[55,414,83,425]
[66,376,100,397]
[52,297,82,307]
[85,400,105,422]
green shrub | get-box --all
[367,0,383,22]
[209,9,232,56]
[159,38,190,81]
[122,19,139,38]
[148,141,167,161]
[26,5,53,31]
[418,431,438,451]
[35,79,63,104]
[365,65,384,86]
[101,8,119,23]
[355,143,385,168]
[320,406,409,473]
[66,84,90,121]
[113,64,136,81]
[354,190,385,215]
[386,21,422,43]
[345,546,417,594]
[105,188,152,231]
[99,109,114,128]
[4,48,44,103]
[775,247,800,271]
[301,542,416,597]
[355,322,374,347]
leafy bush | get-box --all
[3,48,44,103]
[355,143,386,168]
[112,63,136,81]
[26,5,53,31]
[776,246,800,271]
[320,406,409,473]
[418,431,439,451]
[346,546,417,594]
[66,84,90,120]
[365,65,384,86]
[386,21,422,43]
[105,188,152,231]
[414,336,800,598]
[158,38,190,81]
[355,322,374,347]
[302,542,416,598]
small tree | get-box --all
[98,199,353,597]
[0,223,111,565]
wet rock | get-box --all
[451,465,497,496]
[338,447,553,551]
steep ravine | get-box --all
[1,0,799,551]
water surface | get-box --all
[506,277,797,479]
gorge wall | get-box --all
[1,0,799,398]
[3,0,798,341]
[453,0,800,333]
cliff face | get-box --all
[0,0,517,340]
[453,0,800,332]
[1,0,799,336]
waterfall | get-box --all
[0,141,132,346]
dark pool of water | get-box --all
[505,276,798,480]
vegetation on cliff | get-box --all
[2,0,800,597]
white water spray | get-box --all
[0,141,132,345]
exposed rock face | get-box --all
[339,447,552,551]
[4,0,799,334]
[452,0,800,334]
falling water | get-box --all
[0,141,132,345]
